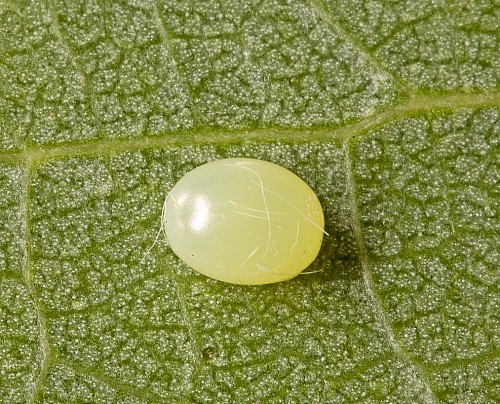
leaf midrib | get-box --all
[1,91,498,165]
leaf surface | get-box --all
[0,0,498,402]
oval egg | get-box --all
[163,158,325,285]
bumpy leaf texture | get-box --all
[0,0,498,403]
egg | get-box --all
[163,158,325,285]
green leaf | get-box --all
[0,0,498,403]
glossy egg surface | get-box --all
[163,158,325,285]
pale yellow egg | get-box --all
[163,158,325,285]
